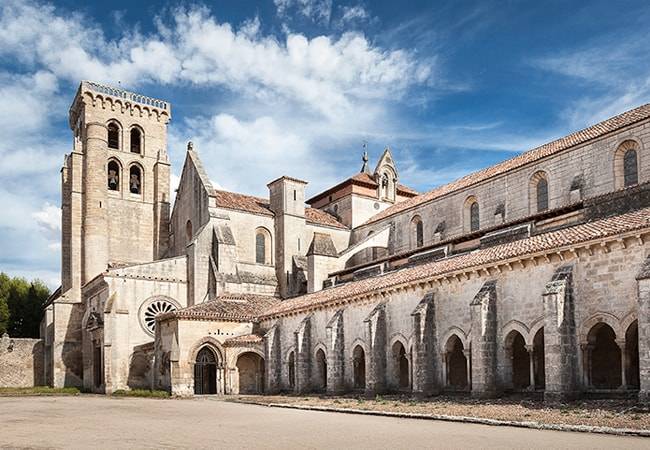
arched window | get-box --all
[614,140,640,189]
[256,233,266,264]
[255,228,272,265]
[469,201,479,232]
[410,216,423,248]
[624,149,638,187]
[186,220,193,241]
[107,123,120,149]
[129,165,142,194]
[536,178,548,212]
[463,196,480,233]
[529,171,549,213]
[107,160,120,191]
[130,128,142,154]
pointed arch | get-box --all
[107,158,121,191]
[107,120,121,150]
[129,125,144,154]
[128,163,143,195]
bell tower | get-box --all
[64,81,172,297]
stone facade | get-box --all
[36,81,650,403]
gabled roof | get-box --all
[212,189,348,229]
[259,206,650,319]
[306,172,418,204]
[361,103,650,226]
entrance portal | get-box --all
[194,347,218,395]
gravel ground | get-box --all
[232,394,650,430]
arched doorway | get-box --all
[392,341,410,390]
[194,347,218,395]
[287,351,296,390]
[315,348,327,391]
[533,328,545,390]
[353,345,366,390]
[445,335,468,390]
[588,323,621,389]
[625,321,640,389]
[505,331,530,390]
[236,352,265,394]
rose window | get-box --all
[141,299,177,335]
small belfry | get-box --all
[373,147,398,202]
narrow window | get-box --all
[470,202,479,232]
[107,123,119,149]
[416,219,423,247]
[130,128,142,154]
[256,232,266,264]
[186,220,193,241]
[107,160,120,191]
[624,149,638,187]
[129,165,142,194]
[536,178,548,212]
[293,190,297,201]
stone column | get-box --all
[525,345,535,390]
[364,302,387,396]
[470,280,498,398]
[463,348,472,390]
[326,309,345,394]
[616,339,627,390]
[263,323,282,394]
[411,292,439,396]
[542,265,578,402]
[636,256,650,402]
[441,352,448,388]
[294,315,312,394]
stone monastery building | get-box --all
[42,80,650,401]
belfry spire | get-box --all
[360,142,370,173]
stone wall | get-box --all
[259,232,648,398]
[351,119,650,257]
[0,334,44,387]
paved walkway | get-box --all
[0,396,646,449]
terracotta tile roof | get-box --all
[362,103,650,226]
[213,190,272,216]
[212,189,347,229]
[307,172,418,204]
[260,207,650,319]
[161,293,279,322]
[305,208,348,229]
[223,334,264,347]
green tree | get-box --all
[0,297,9,335]
[0,272,50,338]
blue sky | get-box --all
[1,0,650,287]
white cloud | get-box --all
[32,202,61,250]
[340,5,370,23]
[0,2,432,120]
[274,0,333,24]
